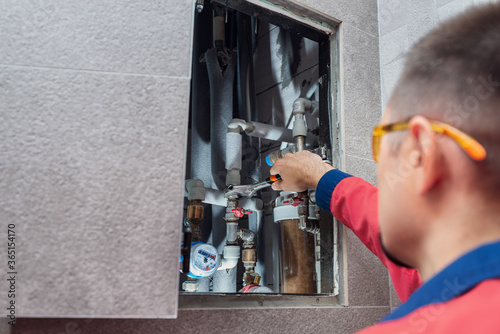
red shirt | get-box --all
[316,171,500,333]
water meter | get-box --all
[188,242,220,278]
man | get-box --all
[270,3,500,333]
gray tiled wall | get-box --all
[0,0,194,318]
[378,0,496,110]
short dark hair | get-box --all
[388,2,500,194]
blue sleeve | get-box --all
[315,169,353,212]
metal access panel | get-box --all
[180,0,342,308]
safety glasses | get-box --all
[372,119,487,163]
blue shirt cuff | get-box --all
[316,169,353,211]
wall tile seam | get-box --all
[0,64,192,80]
[343,22,379,40]
[388,269,394,309]
[381,51,408,67]
[342,306,390,309]
[186,1,196,80]
[16,314,179,319]
[173,58,193,317]
[254,63,320,96]
[344,154,376,163]
[377,0,386,116]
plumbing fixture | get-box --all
[266,145,297,167]
[228,118,295,143]
[241,284,274,293]
[204,188,263,211]
[180,227,192,274]
[226,174,282,198]
[283,197,304,207]
[206,4,237,190]
[188,242,221,278]
[196,0,204,13]
[224,199,239,245]
[182,179,209,292]
[272,97,320,294]
[238,228,258,286]
[273,192,319,222]
[266,144,332,166]
[182,280,199,292]
[218,245,240,271]
[280,219,317,293]
[185,1,337,296]
[232,206,253,218]
[217,199,241,271]
[292,98,311,152]
[187,201,203,242]
[226,118,293,186]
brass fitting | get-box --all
[187,199,204,242]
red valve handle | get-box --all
[232,206,253,218]
[283,197,304,207]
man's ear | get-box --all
[408,116,444,196]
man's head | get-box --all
[377,3,500,275]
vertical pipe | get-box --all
[278,98,317,294]
[205,47,237,190]
[187,200,204,242]
[280,220,316,293]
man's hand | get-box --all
[269,150,334,192]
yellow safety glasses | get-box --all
[372,119,487,163]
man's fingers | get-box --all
[271,180,283,191]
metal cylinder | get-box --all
[245,122,294,142]
[187,200,204,242]
[294,135,306,152]
[280,219,316,294]
[242,248,257,264]
[242,247,257,286]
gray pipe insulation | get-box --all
[246,121,294,142]
[205,47,237,190]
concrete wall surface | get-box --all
[378,0,497,109]
[0,0,194,319]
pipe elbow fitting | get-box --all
[227,118,254,133]
[238,228,256,243]
[292,98,312,115]
[218,245,240,270]
[185,179,206,201]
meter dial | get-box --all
[188,242,220,278]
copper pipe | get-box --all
[280,219,316,293]
[239,228,258,286]
[187,200,204,242]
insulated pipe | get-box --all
[213,6,225,49]
[218,245,240,270]
[226,120,245,186]
[203,188,263,212]
[225,118,294,186]
[218,199,240,271]
[185,179,206,201]
[228,118,294,143]
[246,122,294,143]
[205,47,237,190]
